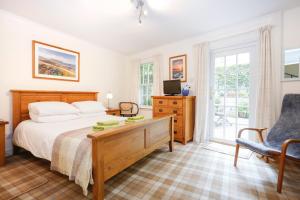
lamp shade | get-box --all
[106,93,113,99]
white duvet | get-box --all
[13,114,125,161]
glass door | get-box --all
[211,49,252,144]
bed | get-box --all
[11,90,174,200]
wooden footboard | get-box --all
[87,115,174,200]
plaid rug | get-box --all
[0,160,48,200]
[202,142,252,159]
[1,143,300,200]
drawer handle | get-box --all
[174,131,177,134]
[112,113,116,115]
[174,119,177,123]
[173,101,177,105]
[173,110,177,114]
[159,109,163,112]
[159,101,163,104]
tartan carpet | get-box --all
[0,160,48,200]
[202,142,252,159]
[1,143,299,200]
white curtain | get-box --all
[130,59,141,104]
[255,25,279,130]
[193,42,210,144]
[152,55,163,96]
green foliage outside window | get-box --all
[214,63,250,118]
[140,62,154,106]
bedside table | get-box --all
[106,108,121,116]
[0,121,8,166]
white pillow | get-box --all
[72,101,107,114]
[29,112,80,123]
[80,112,107,118]
[29,101,79,116]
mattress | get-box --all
[13,114,125,161]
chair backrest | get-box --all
[119,102,139,114]
[265,94,300,158]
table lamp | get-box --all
[106,93,113,109]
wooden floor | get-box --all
[0,143,299,200]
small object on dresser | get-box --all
[182,84,191,96]
[0,120,8,166]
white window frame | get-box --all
[209,43,258,145]
[139,62,154,108]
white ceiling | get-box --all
[1,0,300,54]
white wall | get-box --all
[129,12,279,96]
[130,6,300,99]
[0,10,129,155]
[129,11,286,120]
[282,6,300,94]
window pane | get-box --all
[215,90,225,106]
[140,65,144,84]
[149,64,153,84]
[148,85,153,96]
[225,106,236,119]
[215,57,225,90]
[238,53,250,65]
[139,62,154,106]
[215,73,225,90]
[225,66,237,89]
[226,55,236,67]
[238,63,249,89]
[225,90,236,107]
[144,65,148,84]
[214,105,224,139]
[215,57,225,67]
[142,85,147,96]
[143,96,147,105]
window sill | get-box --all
[139,106,153,110]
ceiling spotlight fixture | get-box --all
[133,0,148,24]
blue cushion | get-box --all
[237,94,300,160]
[236,138,280,156]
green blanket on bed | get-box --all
[96,120,119,126]
[125,115,145,123]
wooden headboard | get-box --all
[11,90,98,130]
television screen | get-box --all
[163,80,181,95]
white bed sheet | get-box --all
[13,114,125,161]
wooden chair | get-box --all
[234,94,300,193]
[119,102,139,117]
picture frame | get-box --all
[169,54,187,82]
[32,40,80,82]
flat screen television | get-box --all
[163,80,181,96]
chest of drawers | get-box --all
[0,121,8,166]
[152,96,195,144]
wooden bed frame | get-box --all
[11,90,174,200]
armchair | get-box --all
[234,94,300,193]
[119,102,139,117]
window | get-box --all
[211,48,253,144]
[139,62,154,107]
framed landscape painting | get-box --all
[32,41,80,82]
[169,54,187,82]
